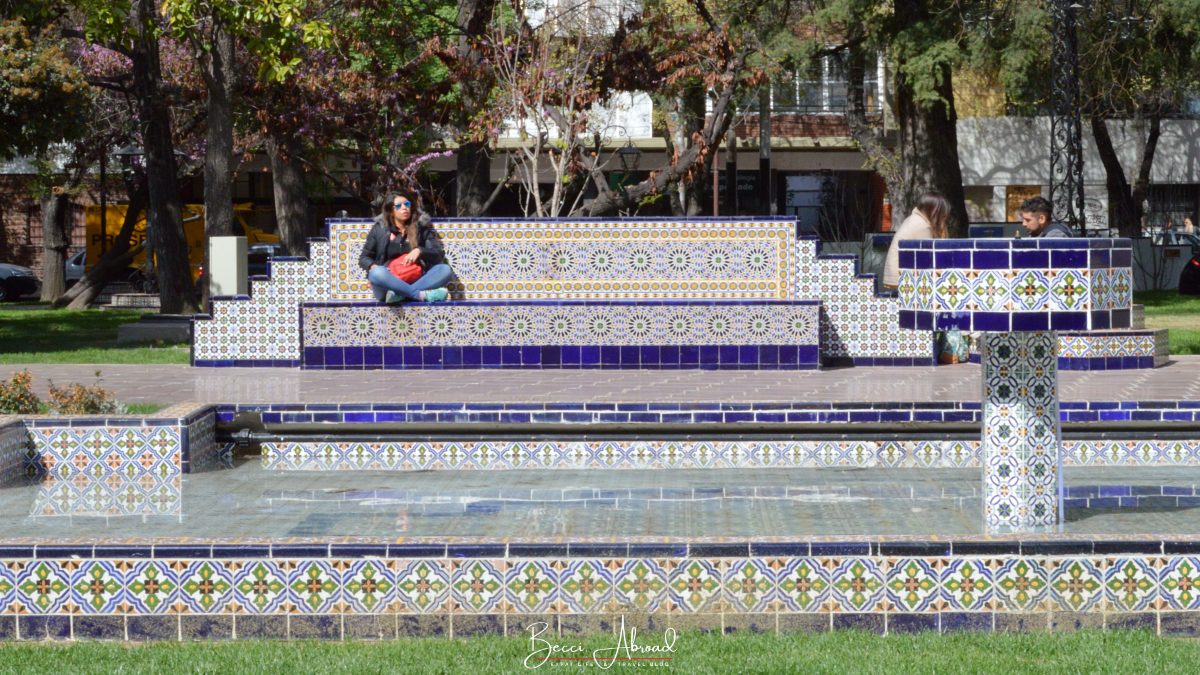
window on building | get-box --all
[1146,184,1199,230]
[768,54,880,115]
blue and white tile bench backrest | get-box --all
[896,238,1133,332]
[898,237,1134,534]
[192,218,934,368]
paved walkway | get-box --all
[3,357,1200,405]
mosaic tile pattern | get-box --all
[328,220,798,301]
[969,329,1168,371]
[183,409,220,473]
[303,301,819,348]
[193,240,331,364]
[194,221,936,366]
[259,438,1200,471]
[793,241,930,360]
[0,420,29,486]
[897,239,1133,332]
[300,301,821,370]
[0,555,1187,624]
[27,424,182,480]
[981,332,1061,533]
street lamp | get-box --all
[1049,0,1086,235]
[617,139,642,173]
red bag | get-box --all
[387,257,423,283]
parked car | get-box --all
[247,243,286,277]
[0,263,40,301]
[1151,230,1200,249]
[64,250,86,288]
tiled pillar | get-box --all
[980,331,1062,533]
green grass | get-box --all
[1135,291,1200,354]
[0,630,1192,674]
[0,308,189,364]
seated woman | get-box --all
[358,190,452,303]
[882,190,952,291]
[882,190,967,364]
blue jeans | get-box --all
[367,263,453,301]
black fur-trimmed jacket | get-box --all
[357,213,445,273]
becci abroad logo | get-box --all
[523,617,678,669]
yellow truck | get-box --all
[83,203,279,277]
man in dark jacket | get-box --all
[359,195,453,303]
[1018,196,1075,238]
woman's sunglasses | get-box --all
[393,200,412,209]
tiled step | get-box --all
[299,299,821,370]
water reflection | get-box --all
[29,471,182,521]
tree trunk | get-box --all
[1091,116,1159,237]
[455,141,492,216]
[844,42,905,231]
[265,133,310,256]
[664,85,708,216]
[450,0,500,216]
[39,191,72,302]
[132,0,197,314]
[894,66,970,236]
[56,183,149,309]
[200,22,235,239]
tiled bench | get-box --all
[193,218,935,368]
[300,299,821,370]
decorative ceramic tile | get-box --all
[941,559,993,611]
[979,332,1061,533]
[898,238,1133,332]
[0,554,1199,631]
[668,559,725,612]
[724,559,777,613]
[775,558,830,612]
[1047,558,1107,612]
[992,557,1049,611]
[29,425,182,480]
[175,560,235,613]
[125,560,178,614]
[338,559,395,614]
[194,220,938,365]
[328,221,797,301]
[289,560,341,614]
[14,560,77,614]
[302,302,820,348]
[558,560,613,613]
[1159,557,1200,610]
[395,559,451,614]
[261,437,1200,472]
[610,559,670,612]
[507,560,559,613]
[0,421,29,487]
[449,560,506,613]
[1105,557,1159,612]
[887,559,942,612]
[74,560,125,614]
[828,558,887,612]
[231,560,290,613]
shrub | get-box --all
[46,370,125,415]
[0,370,41,414]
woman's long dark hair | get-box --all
[381,190,422,245]
[915,191,953,239]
